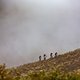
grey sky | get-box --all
[0,0,80,67]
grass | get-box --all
[0,48,80,80]
[0,64,80,80]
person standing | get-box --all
[39,56,41,61]
[50,53,53,58]
[43,54,46,60]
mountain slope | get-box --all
[15,48,80,74]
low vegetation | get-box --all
[0,48,80,80]
[0,64,80,80]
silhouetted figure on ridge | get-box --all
[50,53,53,58]
[39,56,41,61]
[55,52,58,58]
[43,54,46,60]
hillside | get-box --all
[1,48,80,80]
[14,48,80,75]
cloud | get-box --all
[0,0,80,67]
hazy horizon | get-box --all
[0,0,80,67]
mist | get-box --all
[0,0,80,67]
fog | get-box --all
[0,0,80,67]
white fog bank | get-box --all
[0,0,80,67]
